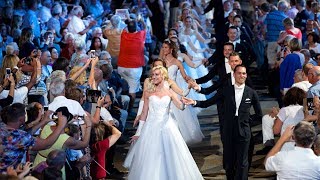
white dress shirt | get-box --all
[49,96,86,116]
[234,83,245,116]
[225,57,232,74]
[265,147,320,180]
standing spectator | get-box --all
[286,0,299,19]
[67,6,96,42]
[90,121,121,180]
[295,0,311,44]
[21,0,41,47]
[47,3,63,40]
[280,38,303,94]
[103,15,123,68]
[117,19,146,115]
[264,0,288,68]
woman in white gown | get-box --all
[180,16,213,90]
[162,40,204,144]
[124,66,203,180]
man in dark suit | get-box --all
[190,52,253,137]
[183,65,262,180]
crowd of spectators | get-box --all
[2,0,320,179]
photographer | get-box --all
[0,55,38,103]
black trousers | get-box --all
[223,116,250,180]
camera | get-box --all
[6,68,11,78]
[25,57,32,65]
[90,50,96,58]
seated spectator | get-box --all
[291,63,313,92]
[258,87,306,154]
[88,37,104,57]
[305,32,320,53]
[65,124,91,179]
[301,49,317,65]
[47,3,63,40]
[60,33,75,60]
[70,38,88,67]
[42,31,61,54]
[0,55,37,103]
[48,47,59,66]
[0,103,67,172]
[313,134,320,156]
[42,150,67,180]
[265,121,320,179]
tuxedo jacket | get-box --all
[195,85,262,140]
[195,60,227,85]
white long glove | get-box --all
[134,120,145,136]
[137,100,144,116]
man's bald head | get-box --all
[307,66,320,84]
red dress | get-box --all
[90,138,110,179]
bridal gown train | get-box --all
[167,65,204,144]
[124,95,203,180]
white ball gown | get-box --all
[124,95,204,180]
[167,65,204,144]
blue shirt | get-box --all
[308,81,320,98]
[264,10,287,42]
[280,53,302,90]
[22,10,41,38]
[0,123,35,172]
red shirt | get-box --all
[90,138,110,179]
[118,30,146,68]
[286,28,302,40]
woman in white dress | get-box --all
[124,66,203,180]
[162,40,204,144]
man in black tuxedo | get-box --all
[190,52,253,137]
[193,42,234,138]
[183,65,262,180]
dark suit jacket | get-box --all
[234,41,256,67]
[195,85,262,140]
[195,60,227,85]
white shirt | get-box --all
[225,57,232,74]
[49,96,86,116]
[265,147,320,180]
[100,107,113,121]
[229,39,241,49]
[0,86,28,103]
[231,71,235,85]
[234,83,245,116]
[277,105,304,151]
[292,81,312,92]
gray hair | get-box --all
[99,51,111,60]
[314,135,320,149]
[6,45,14,55]
[64,32,74,41]
[52,3,62,16]
[92,27,102,36]
[70,6,83,16]
[278,0,289,11]
[73,38,86,51]
[293,121,316,147]
[50,78,65,97]
[110,15,121,27]
[50,70,66,82]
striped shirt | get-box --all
[264,10,287,42]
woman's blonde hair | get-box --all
[69,66,87,85]
[0,54,22,83]
[147,66,168,92]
